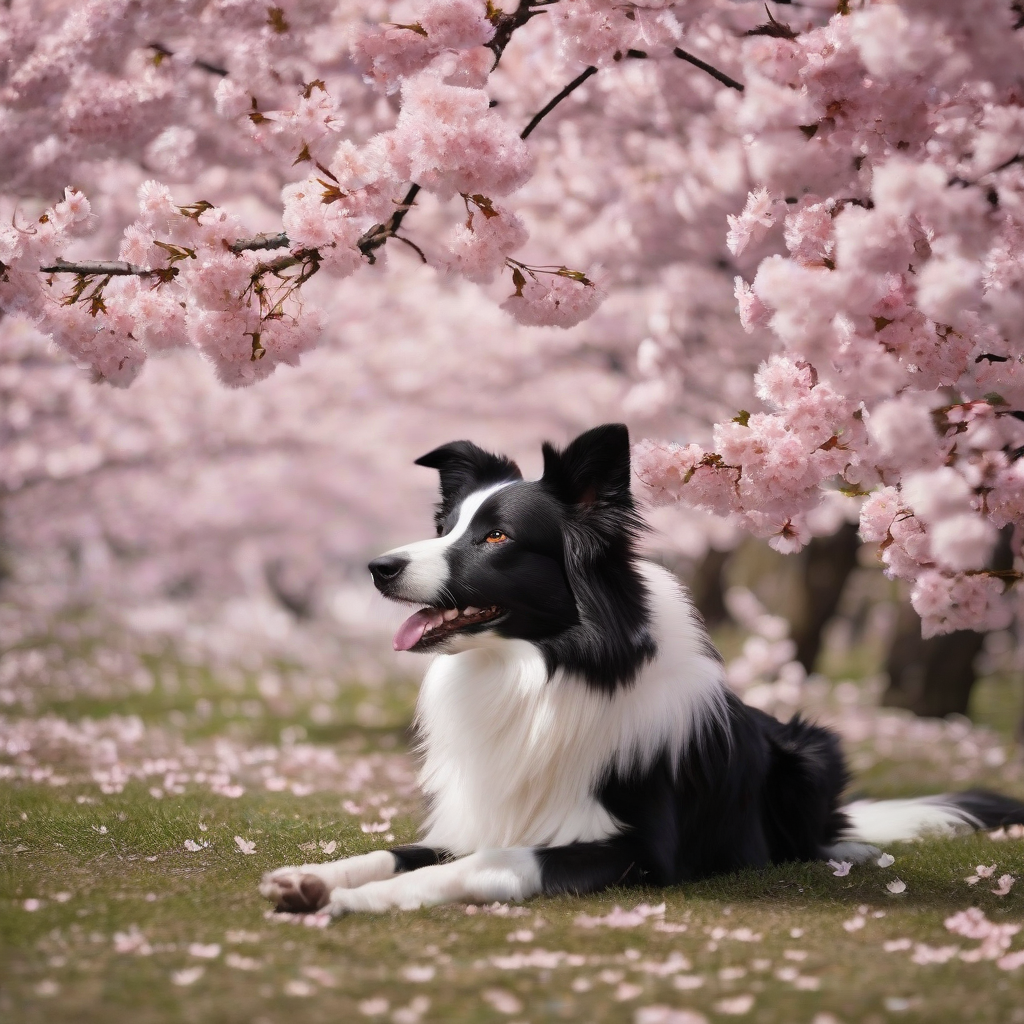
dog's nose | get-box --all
[368,554,409,589]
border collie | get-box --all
[261,424,1024,916]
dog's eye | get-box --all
[485,530,508,544]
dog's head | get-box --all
[369,423,656,690]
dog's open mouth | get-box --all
[393,605,504,651]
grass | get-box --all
[3,784,1024,1024]
[2,618,1024,1024]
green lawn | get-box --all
[2,616,1024,1024]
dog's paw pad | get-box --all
[259,869,330,913]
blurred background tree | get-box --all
[1,0,1022,729]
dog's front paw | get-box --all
[260,867,331,913]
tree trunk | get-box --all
[689,546,730,629]
[881,601,986,717]
[792,521,862,673]
[882,526,1015,718]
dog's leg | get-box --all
[260,845,448,913]
[326,840,649,915]
[327,848,542,915]
[535,839,649,895]
[819,841,881,865]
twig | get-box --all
[40,258,156,276]
[520,66,598,139]
[393,235,428,263]
[357,184,422,260]
[229,232,289,253]
[673,46,745,91]
[487,0,555,66]
[149,42,228,77]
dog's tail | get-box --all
[841,789,1024,845]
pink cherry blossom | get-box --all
[501,271,606,329]
[575,903,666,929]
[727,188,781,257]
[992,874,1016,897]
[1,0,1022,641]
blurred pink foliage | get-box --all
[0,0,1022,635]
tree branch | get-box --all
[229,232,289,253]
[41,233,291,278]
[520,65,598,140]
[40,258,157,277]
[41,18,606,281]
[672,47,745,91]
[356,184,422,261]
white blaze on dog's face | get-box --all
[376,483,513,608]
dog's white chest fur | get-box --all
[415,563,725,856]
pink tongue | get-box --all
[393,608,437,652]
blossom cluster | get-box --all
[633,2,1024,634]
[635,355,860,553]
[2,0,610,392]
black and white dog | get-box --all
[261,424,1024,916]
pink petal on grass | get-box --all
[575,903,665,928]
[992,875,1015,896]
[234,836,256,855]
[672,975,705,990]
[829,860,852,877]
[635,1007,709,1024]
[402,965,436,982]
[883,939,912,952]
[301,966,335,988]
[482,989,522,1014]
[225,953,259,970]
[997,949,1024,971]
[714,994,755,1015]
[887,879,907,894]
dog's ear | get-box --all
[541,423,632,508]
[415,441,522,534]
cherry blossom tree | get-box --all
[2,0,1023,659]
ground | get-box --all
[2,609,1024,1024]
